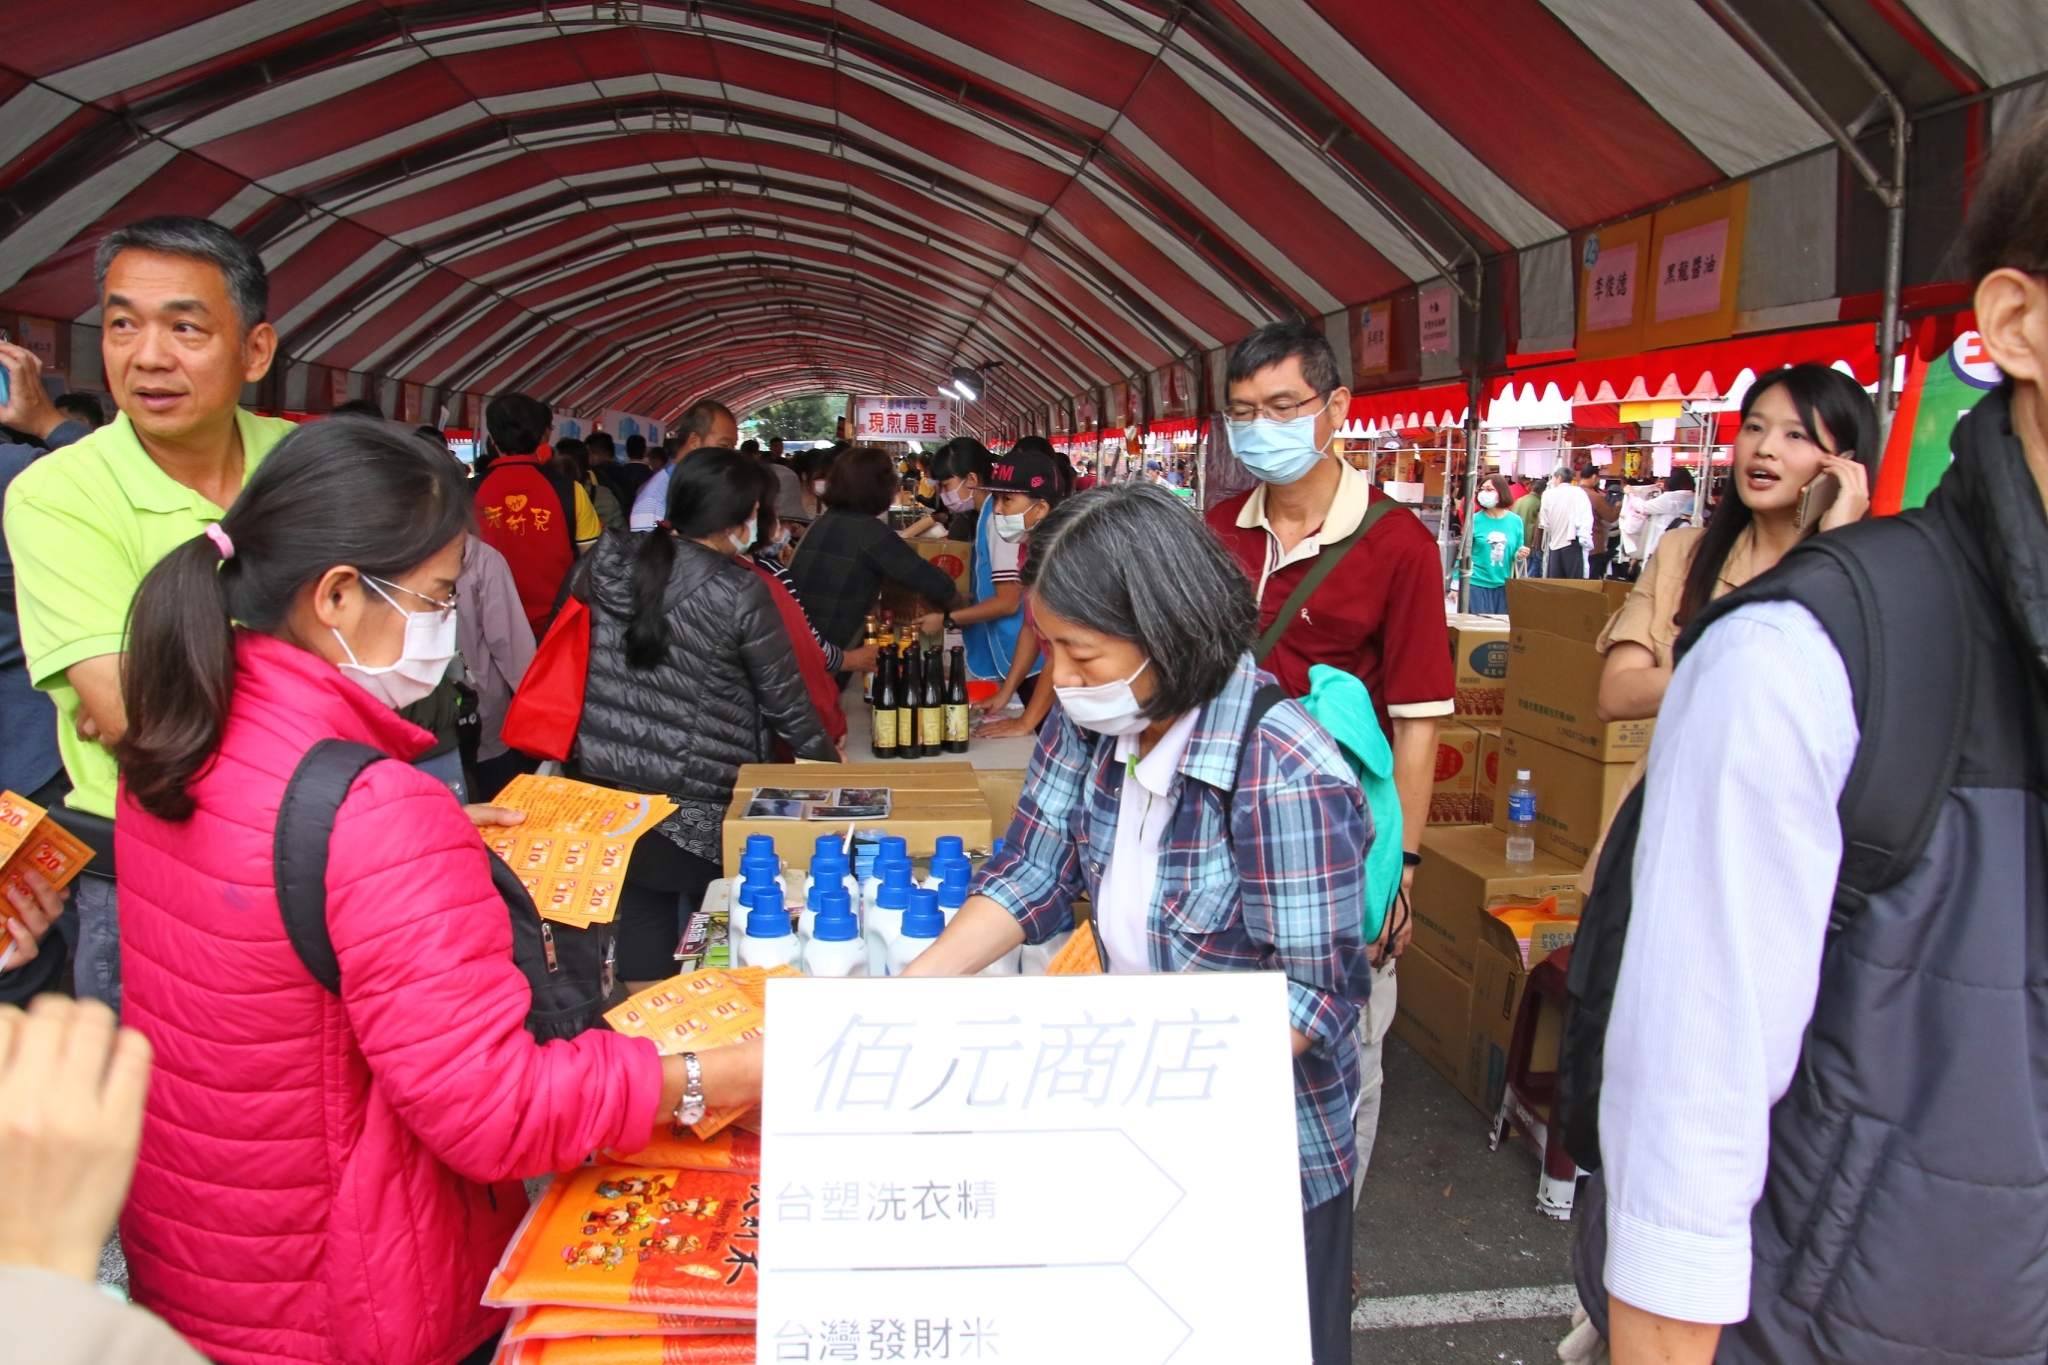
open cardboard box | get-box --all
[1410,823,1582,979]
[722,761,992,874]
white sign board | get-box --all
[758,973,1308,1365]
[856,395,954,441]
[1417,280,1456,357]
[603,409,664,445]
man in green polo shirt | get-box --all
[3,216,286,1014]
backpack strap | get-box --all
[273,738,388,995]
[1218,682,1290,853]
[1254,495,1404,664]
[1675,514,1971,925]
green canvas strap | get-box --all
[1253,495,1403,664]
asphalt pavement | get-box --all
[1352,1034,1580,1363]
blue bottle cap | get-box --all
[745,833,776,858]
[934,835,964,863]
[746,884,791,937]
[992,837,1006,857]
[937,865,969,909]
[902,887,945,938]
[876,862,913,911]
[880,835,909,862]
[812,887,858,942]
[814,833,844,859]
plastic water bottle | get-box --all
[866,863,913,975]
[803,886,867,977]
[738,885,802,969]
[1506,769,1537,863]
[889,887,946,974]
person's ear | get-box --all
[241,321,279,383]
[1974,268,2048,386]
[1323,385,1352,431]
[308,566,363,631]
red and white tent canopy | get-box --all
[0,0,2038,422]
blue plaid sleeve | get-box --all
[970,715,1088,944]
[1232,724,1372,1058]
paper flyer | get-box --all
[484,775,678,928]
[0,790,95,944]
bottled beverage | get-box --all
[896,647,919,759]
[878,612,896,653]
[861,614,879,703]
[871,649,898,758]
[803,886,867,977]
[889,887,946,975]
[738,885,802,969]
[918,646,945,756]
[1506,769,1537,863]
[943,645,970,753]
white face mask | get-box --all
[940,484,975,512]
[729,516,757,555]
[1057,658,1151,736]
[812,479,828,496]
[1477,488,1499,508]
[992,510,1030,543]
[332,577,458,711]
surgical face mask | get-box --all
[1228,402,1329,486]
[992,510,1031,543]
[940,484,975,512]
[332,577,458,711]
[812,479,828,496]
[1478,488,1499,508]
[729,516,757,555]
[1056,658,1151,736]
[761,527,791,557]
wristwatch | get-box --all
[673,1051,706,1127]
[942,613,957,632]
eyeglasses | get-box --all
[1223,394,1330,425]
[366,575,458,624]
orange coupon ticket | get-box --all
[488,776,678,929]
[604,972,766,1139]
[0,791,95,935]
[485,1166,759,1316]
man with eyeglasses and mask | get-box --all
[1206,318,1454,1189]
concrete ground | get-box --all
[1352,1034,1580,1363]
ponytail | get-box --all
[118,536,240,820]
[625,528,676,668]
[622,446,762,670]
[116,420,472,821]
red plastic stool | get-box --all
[1488,943,1582,1220]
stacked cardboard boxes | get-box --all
[1429,614,1509,827]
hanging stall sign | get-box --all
[855,395,953,440]
[551,411,588,442]
[757,973,1309,1365]
[1643,182,1747,351]
[1575,212,1654,360]
[1418,281,1456,357]
[1353,300,1391,378]
[603,410,664,445]
[13,316,60,374]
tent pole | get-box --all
[1455,265,1483,613]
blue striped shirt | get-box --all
[972,653,1376,1208]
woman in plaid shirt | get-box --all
[901,483,1375,1365]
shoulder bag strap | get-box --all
[1253,495,1404,664]
[273,738,388,995]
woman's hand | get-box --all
[658,1038,765,1115]
[1816,452,1871,532]
[463,805,526,829]
[975,715,1036,739]
[839,644,879,674]
[0,996,152,1281]
[972,686,1014,716]
[2,870,63,970]
[917,611,944,640]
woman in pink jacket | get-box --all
[112,421,760,1365]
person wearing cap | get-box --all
[919,440,1058,696]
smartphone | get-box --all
[1797,472,1840,533]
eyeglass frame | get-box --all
[1222,391,1336,425]
[364,574,458,622]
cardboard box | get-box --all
[1410,823,1584,978]
[913,539,974,599]
[1391,944,1479,1109]
[974,769,1025,843]
[1503,625,1655,761]
[1505,578,1630,639]
[1447,614,1510,720]
[1428,723,1483,826]
[1474,726,1502,819]
[722,762,991,874]
[1467,935,1525,1117]
[1490,729,1636,866]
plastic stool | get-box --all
[1488,943,1583,1220]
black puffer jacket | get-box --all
[574,531,836,804]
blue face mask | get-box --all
[1228,406,1328,485]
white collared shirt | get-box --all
[1097,709,1204,974]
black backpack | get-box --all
[273,739,616,1042]
[1556,515,1971,1172]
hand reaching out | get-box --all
[1,870,64,971]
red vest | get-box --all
[474,454,576,635]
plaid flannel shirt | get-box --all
[973,654,1375,1208]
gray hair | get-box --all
[94,216,269,332]
[1022,483,1257,721]
[1227,318,1339,396]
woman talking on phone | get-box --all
[1595,363,1875,722]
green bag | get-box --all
[1300,664,1402,944]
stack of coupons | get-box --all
[483,775,678,928]
[0,790,96,972]
[602,966,796,1140]
[484,1163,760,1364]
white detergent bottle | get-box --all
[920,835,966,890]
[803,886,867,977]
[861,835,907,918]
[800,852,855,942]
[865,863,914,975]
[737,885,802,970]
[889,888,946,975]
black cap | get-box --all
[984,447,1059,496]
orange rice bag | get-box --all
[510,1307,753,1341]
[1045,922,1102,975]
[486,1167,758,1316]
[603,1123,761,1174]
[507,1335,754,1364]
